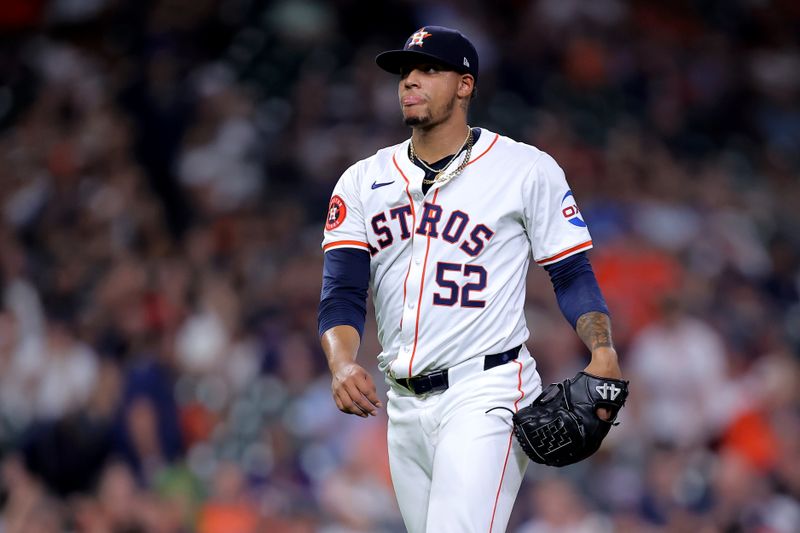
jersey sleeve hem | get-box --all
[323,240,371,253]
[536,240,593,266]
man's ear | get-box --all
[458,74,475,99]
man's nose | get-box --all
[403,69,422,87]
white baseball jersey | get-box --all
[322,128,592,379]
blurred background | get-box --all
[0,0,798,531]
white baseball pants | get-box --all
[386,346,542,533]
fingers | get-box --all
[343,378,379,417]
[332,369,382,418]
[335,388,372,417]
[596,407,612,421]
[334,387,366,417]
[363,386,383,410]
[338,382,371,417]
[332,388,347,413]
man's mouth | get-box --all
[401,95,425,106]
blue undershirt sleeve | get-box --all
[543,252,609,329]
[318,248,370,338]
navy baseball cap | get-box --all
[376,26,479,83]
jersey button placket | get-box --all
[403,258,421,337]
[400,236,419,341]
[401,180,425,352]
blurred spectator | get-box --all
[115,357,183,484]
[28,318,98,421]
[636,445,712,529]
[318,415,399,532]
[710,450,800,533]
[627,294,730,448]
[515,476,613,533]
[0,454,63,533]
[94,461,148,531]
[197,461,260,533]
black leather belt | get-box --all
[396,345,521,395]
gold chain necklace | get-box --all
[410,128,474,186]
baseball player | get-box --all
[318,26,623,533]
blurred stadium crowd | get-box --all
[0,0,798,531]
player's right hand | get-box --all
[330,362,383,417]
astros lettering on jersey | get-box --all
[322,129,592,380]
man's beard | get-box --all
[404,113,431,127]
[402,97,456,128]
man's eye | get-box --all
[399,66,440,78]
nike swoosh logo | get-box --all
[371,180,395,190]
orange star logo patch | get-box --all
[325,195,347,230]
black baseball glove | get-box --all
[499,372,629,467]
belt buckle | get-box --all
[412,374,433,394]
[399,369,449,395]
[395,376,418,394]
[417,370,449,394]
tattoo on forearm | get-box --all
[576,312,613,351]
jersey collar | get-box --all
[393,128,496,192]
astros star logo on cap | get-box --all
[407,28,431,48]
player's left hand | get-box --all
[507,371,629,467]
[583,346,622,421]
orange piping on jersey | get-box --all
[489,359,525,533]
[535,240,593,265]
[393,151,417,331]
[408,188,439,377]
[466,133,499,167]
[323,240,371,252]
